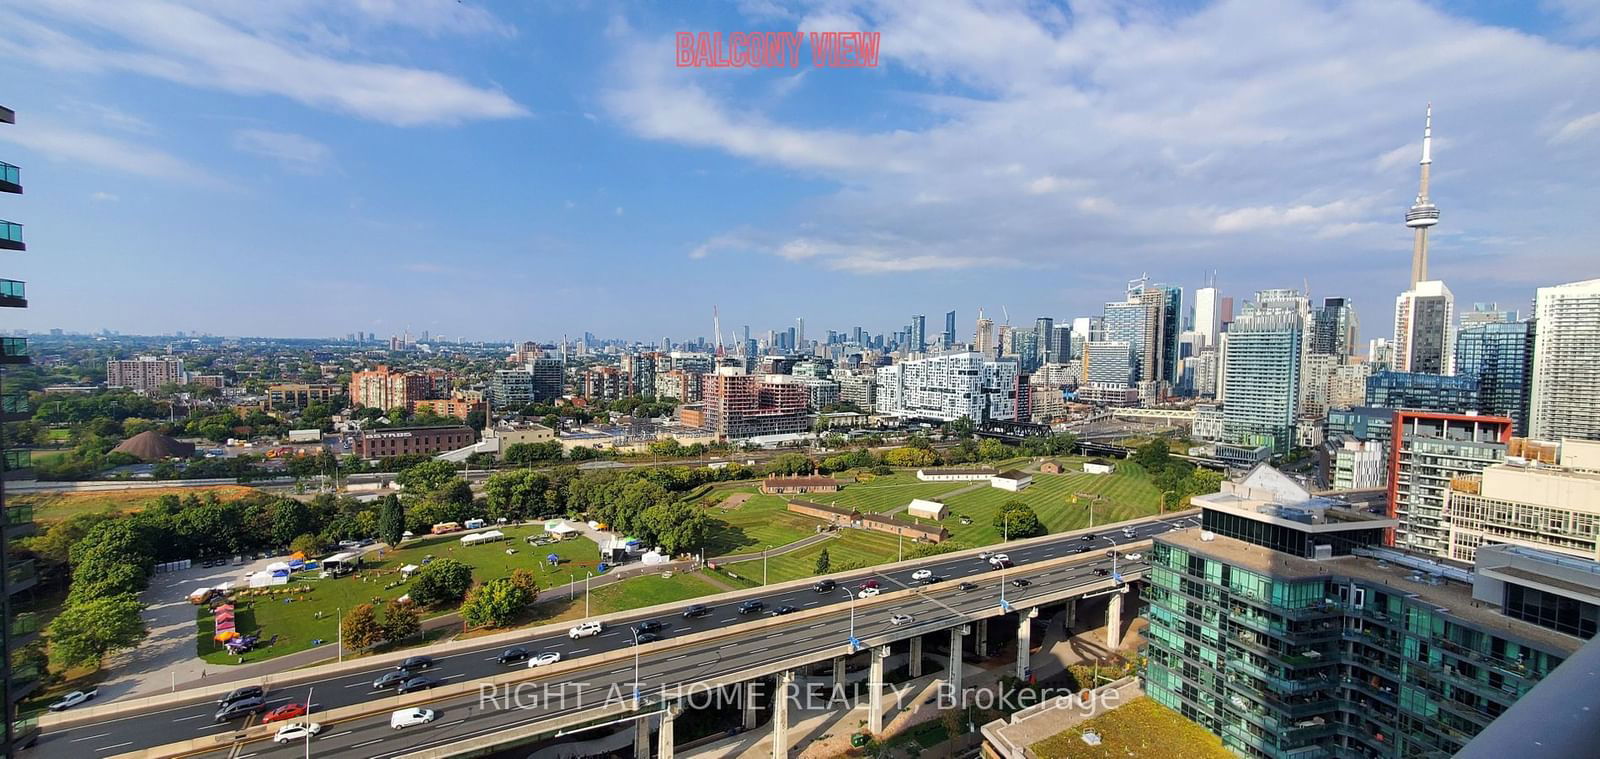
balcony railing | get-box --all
[0,161,17,188]
[9,611,40,638]
[6,559,37,587]
[2,449,28,472]
[0,278,22,301]
[0,336,27,360]
[4,504,32,525]
[0,392,26,416]
[0,220,20,245]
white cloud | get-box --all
[1550,111,1600,144]
[0,122,221,186]
[0,0,527,127]
[90,191,120,202]
[608,0,1600,288]
[231,129,332,173]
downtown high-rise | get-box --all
[1219,293,1304,454]
[1529,279,1600,442]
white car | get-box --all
[1123,552,1144,561]
[527,651,562,668]
[569,621,604,639]
[390,708,437,729]
[273,723,323,743]
[977,551,992,560]
[889,614,914,626]
[48,689,96,712]
[911,569,933,581]
[988,553,1010,565]
[858,587,881,599]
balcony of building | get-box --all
[5,560,35,595]
[1456,634,1600,759]
[3,502,35,540]
[0,161,18,194]
[6,611,39,650]
[0,221,21,252]
[0,105,13,124]
[1,449,30,481]
[11,714,41,751]
[0,279,23,308]
[0,391,26,423]
[8,656,41,703]
[0,337,26,364]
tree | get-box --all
[461,577,534,628]
[638,500,711,555]
[289,533,326,557]
[883,446,937,468]
[994,501,1046,539]
[1133,439,1171,471]
[341,604,383,650]
[378,494,405,546]
[47,594,148,669]
[977,438,1011,461]
[509,568,540,601]
[944,416,974,439]
[815,548,831,575]
[396,459,459,494]
[382,599,422,642]
[408,558,474,607]
[271,499,314,548]
[764,453,815,476]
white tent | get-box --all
[399,564,420,577]
[460,530,506,546]
[247,570,288,588]
[266,561,293,577]
[545,521,579,536]
[641,550,670,565]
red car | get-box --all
[263,703,307,723]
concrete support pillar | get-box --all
[772,670,794,759]
[974,618,989,657]
[868,645,887,735]
[1016,610,1034,681]
[833,655,846,693]
[658,702,681,759]
[743,681,759,730]
[634,712,652,759]
[948,627,965,695]
[910,636,924,678]
[1107,591,1124,649]
[1064,598,1077,632]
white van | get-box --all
[390,708,436,729]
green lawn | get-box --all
[196,526,599,664]
[939,465,1164,545]
[721,528,907,585]
[1030,697,1231,759]
[701,490,828,556]
[805,472,977,514]
[585,572,726,615]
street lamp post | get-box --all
[569,573,575,601]
[629,628,643,706]
[840,587,857,648]
[336,607,342,663]
[763,545,773,586]
[585,571,592,618]
[304,686,314,759]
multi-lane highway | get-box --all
[33,513,1198,759]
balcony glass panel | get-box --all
[5,503,32,524]
[6,559,36,586]
[2,449,26,471]
[0,392,26,415]
[0,220,20,242]
[0,279,22,299]
[0,336,27,357]
[0,162,17,185]
[9,611,39,637]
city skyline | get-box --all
[1,1,1597,340]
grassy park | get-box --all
[13,485,260,523]
[196,525,601,664]
[1030,697,1231,759]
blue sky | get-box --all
[0,0,1597,344]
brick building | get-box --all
[760,475,841,494]
[350,365,431,410]
[267,383,340,410]
[701,371,811,440]
[106,356,184,393]
[354,426,476,458]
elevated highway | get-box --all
[34,512,1198,759]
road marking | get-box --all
[610,667,631,674]
[482,655,501,661]
[351,738,385,749]
[571,648,590,653]
[238,753,257,758]
[96,742,133,752]
[439,719,466,727]
[668,654,689,661]
[196,723,228,731]
[326,730,352,739]
[343,681,368,688]
[266,696,294,703]
[172,714,205,722]
[70,733,110,742]
[803,601,818,607]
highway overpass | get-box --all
[35,512,1198,759]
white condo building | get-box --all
[873,352,1018,422]
[1393,279,1455,375]
[1530,279,1600,442]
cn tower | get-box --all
[1404,104,1441,286]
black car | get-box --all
[813,579,836,592]
[1011,578,1032,588]
[634,620,665,634]
[497,647,530,665]
[958,582,978,591]
[213,697,266,723]
[682,604,711,618]
[1094,568,1110,577]
[990,559,1014,570]
[397,675,440,695]
[373,670,410,689]
[738,600,765,614]
[636,631,663,643]
[1080,533,1096,542]
[397,656,435,672]
[920,575,943,585]
[769,605,799,616]
[1073,546,1087,554]
[218,685,264,706]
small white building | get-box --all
[916,467,998,482]
[1082,459,1116,475]
[906,499,947,520]
[990,470,1033,491]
